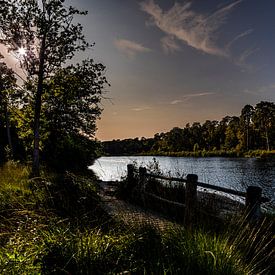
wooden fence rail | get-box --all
[126,164,269,227]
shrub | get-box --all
[42,133,101,172]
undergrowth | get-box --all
[0,161,274,274]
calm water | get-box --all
[90,156,275,208]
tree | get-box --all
[202,120,219,150]
[0,0,90,175]
[40,59,109,170]
[216,116,231,150]
[0,58,17,157]
[240,104,254,150]
[165,127,185,152]
[225,116,240,149]
[252,101,275,151]
[44,60,108,137]
[190,122,202,150]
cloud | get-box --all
[226,29,253,50]
[170,99,184,105]
[131,106,152,111]
[161,36,181,54]
[140,0,243,57]
[235,47,259,70]
[238,47,259,64]
[243,83,275,96]
[170,92,215,104]
[114,38,151,58]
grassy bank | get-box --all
[139,149,275,158]
[0,161,274,274]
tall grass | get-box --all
[0,161,273,274]
[0,161,31,212]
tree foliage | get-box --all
[44,59,108,137]
[0,0,89,77]
[0,1,109,171]
[0,0,92,175]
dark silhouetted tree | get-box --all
[253,101,275,151]
[0,58,17,158]
[240,104,254,150]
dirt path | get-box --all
[98,181,176,230]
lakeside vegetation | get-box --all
[103,102,275,157]
[0,161,274,274]
[139,149,275,158]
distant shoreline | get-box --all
[102,150,275,158]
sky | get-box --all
[2,0,275,141]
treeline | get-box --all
[103,101,275,156]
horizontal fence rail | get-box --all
[127,164,270,226]
[145,172,269,202]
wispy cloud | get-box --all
[140,0,243,57]
[170,92,215,104]
[114,38,151,58]
[226,29,253,50]
[235,47,259,70]
[243,83,275,96]
[170,99,184,105]
[238,47,259,64]
[131,106,152,112]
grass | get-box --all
[0,161,274,274]
[244,150,275,158]
[141,149,275,158]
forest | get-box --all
[103,101,275,156]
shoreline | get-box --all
[102,149,275,159]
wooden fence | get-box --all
[127,164,269,227]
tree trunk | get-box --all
[32,34,46,177]
[246,126,249,150]
[265,128,270,151]
[4,104,13,158]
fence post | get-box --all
[184,174,198,228]
[139,167,147,186]
[245,186,262,221]
[127,164,134,182]
[126,164,137,193]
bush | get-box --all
[42,133,101,172]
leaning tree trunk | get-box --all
[32,34,46,177]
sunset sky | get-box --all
[3,0,275,140]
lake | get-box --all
[90,156,275,208]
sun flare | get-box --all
[18,47,26,56]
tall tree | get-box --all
[0,58,17,157]
[225,116,240,149]
[190,122,202,150]
[0,0,90,175]
[253,101,275,151]
[216,116,231,150]
[240,104,254,150]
